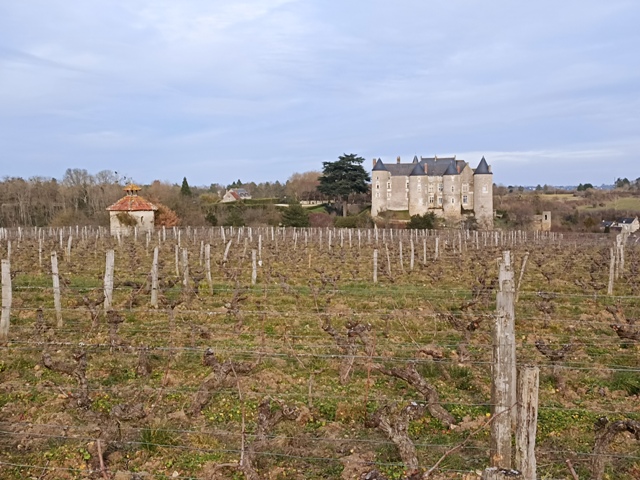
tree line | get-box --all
[0,154,374,228]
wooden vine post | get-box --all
[151,246,159,308]
[51,252,63,327]
[491,250,516,468]
[515,366,539,480]
[103,249,115,312]
[373,249,378,284]
[1,259,11,341]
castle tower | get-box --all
[371,159,390,217]
[473,157,493,230]
[408,162,428,216]
[442,160,462,223]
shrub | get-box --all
[407,212,438,229]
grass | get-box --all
[1,229,639,479]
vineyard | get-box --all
[0,226,639,479]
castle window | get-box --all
[387,182,391,190]
[462,184,469,193]
[428,185,434,193]
[451,198,455,204]
[462,195,468,204]
[482,185,488,193]
[429,195,434,204]
[376,183,379,189]
[438,183,443,192]
[376,192,380,198]
[438,197,443,205]
[451,185,455,193]
[387,192,391,198]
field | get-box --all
[0,226,639,479]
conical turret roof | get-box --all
[372,159,388,171]
[409,163,426,176]
[474,156,491,175]
[444,160,458,175]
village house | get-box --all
[371,155,494,229]
[106,184,157,236]
[221,188,252,203]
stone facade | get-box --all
[106,184,157,236]
[371,156,493,229]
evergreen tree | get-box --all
[180,177,192,196]
[281,203,310,227]
[317,153,370,216]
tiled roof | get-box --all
[618,217,638,224]
[107,195,157,212]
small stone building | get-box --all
[106,184,157,236]
[371,155,493,229]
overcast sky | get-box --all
[1,1,638,187]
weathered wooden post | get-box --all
[607,247,615,295]
[104,249,115,312]
[1,259,11,341]
[491,251,517,468]
[251,249,257,285]
[435,237,439,260]
[151,246,159,308]
[182,248,190,288]
[373,249,378,284]
[515,366,539,480]
[515,252,529,303]
[51,252,63,327]
[66,235,72,261]
[174,244,180,277]
[223,240,232,265]
[409,238,414,271]
[205,243,212,294]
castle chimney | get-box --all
[424,164,428,174]
[372,158,376,168]
[457,165,460,174]
[396,156,401,164]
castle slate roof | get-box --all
[382,156,467,177]
[618,217,638,224]
[372,159,388,171]
[474,156,491,175]
[409,163,426,176]
[444,160,458,176]
[107,195,157,212]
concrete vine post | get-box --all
[51,252,63,327]
[1,259,11,341]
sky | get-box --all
[0,1,639,187]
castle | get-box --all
[371,156,493,229]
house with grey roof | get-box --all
[371,155,493,229]
[221,188,252,203]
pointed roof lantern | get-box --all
[474,156,491,175]
[372,158,388,171]
[410,162,426,176]
[444,160,458,175]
